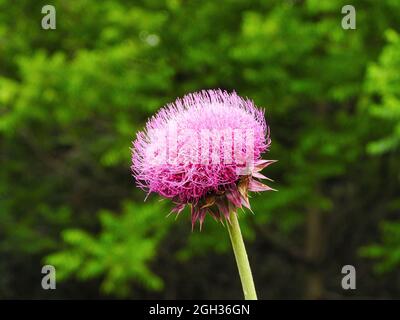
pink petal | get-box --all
[248,179,275,192]
[216,199,230,220]
[252,171,273,181]
[241,195,253,212]
[254,159,277,172]
[226,188,242,208]
[191,206,199,231]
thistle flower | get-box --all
[131,89,275,229]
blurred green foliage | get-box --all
[365,29,400,154]
[359,30,400,275]
[0,0,399,299]
[46,201,170,296]
[360,222,400,274]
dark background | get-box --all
[0,0,400,299]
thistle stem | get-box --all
[227,210,258,300]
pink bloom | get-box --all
[131,89,275,229]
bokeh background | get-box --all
[1,0,400,299]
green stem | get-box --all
[227,209,258,300]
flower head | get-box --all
[131,89,275,229]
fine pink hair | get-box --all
[131,89,271,206]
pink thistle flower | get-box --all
[131,89,275,229]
